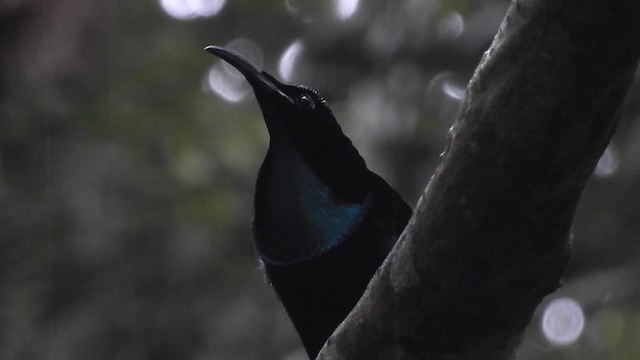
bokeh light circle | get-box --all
[541,297,585,346]
[159,0,226,20]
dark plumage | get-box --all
[206,46,412,357]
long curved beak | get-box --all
[205,46,293,104]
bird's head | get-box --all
[206,46,370,202]
[206,46,341,141]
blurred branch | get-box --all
[317,1,640,359]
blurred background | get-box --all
[1,0,639,359]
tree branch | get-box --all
[317,1,640,359]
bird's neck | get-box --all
[253,138,372,264]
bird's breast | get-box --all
[253,143,371,264]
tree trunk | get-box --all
[317,1,640,359]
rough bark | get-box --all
[317,1,640,359]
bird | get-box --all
[205,46,412,358]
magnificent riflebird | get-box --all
[205,46,412,358]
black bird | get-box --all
[205,46,412,357]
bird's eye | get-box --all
[297,94,315,109]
